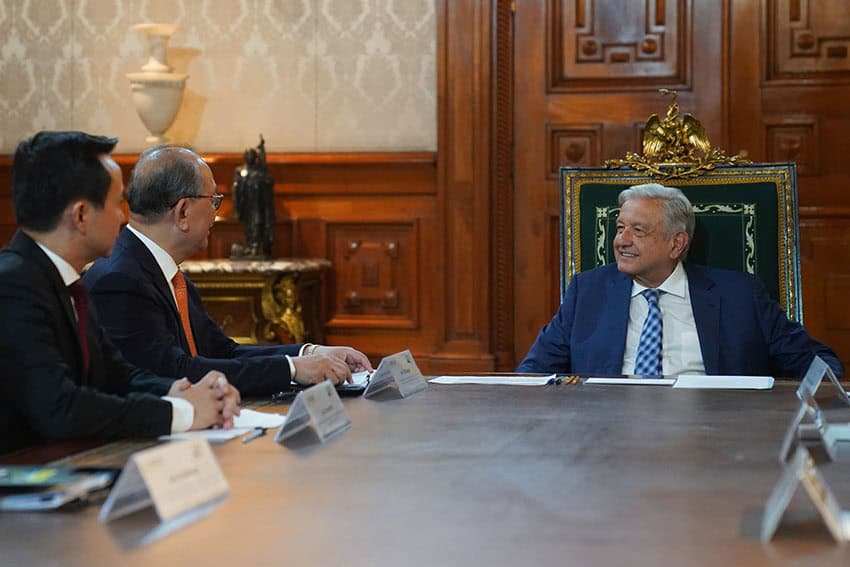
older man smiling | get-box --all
[517,183,843,378]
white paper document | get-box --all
[584,377,676,386]
[429,375,554,386]
[233,409,286,429]
[351,370,371,386]
[673,375,774,389]
[160,410,286,443]
[159,429,248,443]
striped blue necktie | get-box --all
[634,288,663,376]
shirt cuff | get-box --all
[285,355,297,381]
[163,396,195,433]
[298,343,315,356]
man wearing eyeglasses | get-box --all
[83,145,373,396]
[0,132,241,455]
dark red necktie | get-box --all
[67,281,90,375]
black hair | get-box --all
[12,131,118,232]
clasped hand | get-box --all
[169,370,241,430]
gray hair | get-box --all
[619,182,695,239]
[127,145,206,222]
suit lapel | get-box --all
[118,228,189,351]
[8,231,87,379]
[686,264,720,373]
[605,270,633,372]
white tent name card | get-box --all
[363,349,427,399]
[778,401,813,464]
[274,380,351,443]
[762,445,850,542]
[99,437,229,523]
[786,391,850,463]
[797,355,849,405]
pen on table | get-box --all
[242,427,267,444]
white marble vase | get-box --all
[127,23,188,144]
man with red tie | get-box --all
[83,145,373,396]
[0,131,240,455]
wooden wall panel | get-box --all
[326,222,419,330]
[799,211,850,364]
[434,0,494,370]
[490,0,515,371]
[763,116,819,176]
[546,123,603,178]
[767,0,850,83]
[549,0,690,91]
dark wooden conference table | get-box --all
[3,379,850,566]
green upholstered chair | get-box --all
[559,163,803,322]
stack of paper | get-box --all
[672,375,774,389]
[428,375,554,386]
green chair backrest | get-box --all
[560,164,802,322]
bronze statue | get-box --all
[231,135,275,259]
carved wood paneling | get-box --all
[824,275,850,331]
[546,123,603,178]
[436,0,494,369]
[491,0,515,370]
[764,116,819,176]
[548,0,690,91]
[548,211,561,318]
[203,153,437,196]
[767,0,850,83]
[799,211,850,364]
[326,222,419,330]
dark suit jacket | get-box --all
[0,231,174,455]
[517,263,844,377]
[83,228,301,395]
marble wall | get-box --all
[0,0,436,153]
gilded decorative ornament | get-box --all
[605,89,751,180]
[261,275,306,343]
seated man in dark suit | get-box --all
[517,183,843,378]
[83,145,373,396]
[0,131,240,455]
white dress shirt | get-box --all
[620,261,706,376]
[37,240,193,433]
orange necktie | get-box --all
[172,271,198,356]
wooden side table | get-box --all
[181,259,330,345]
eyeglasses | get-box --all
[172,193,224,211]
